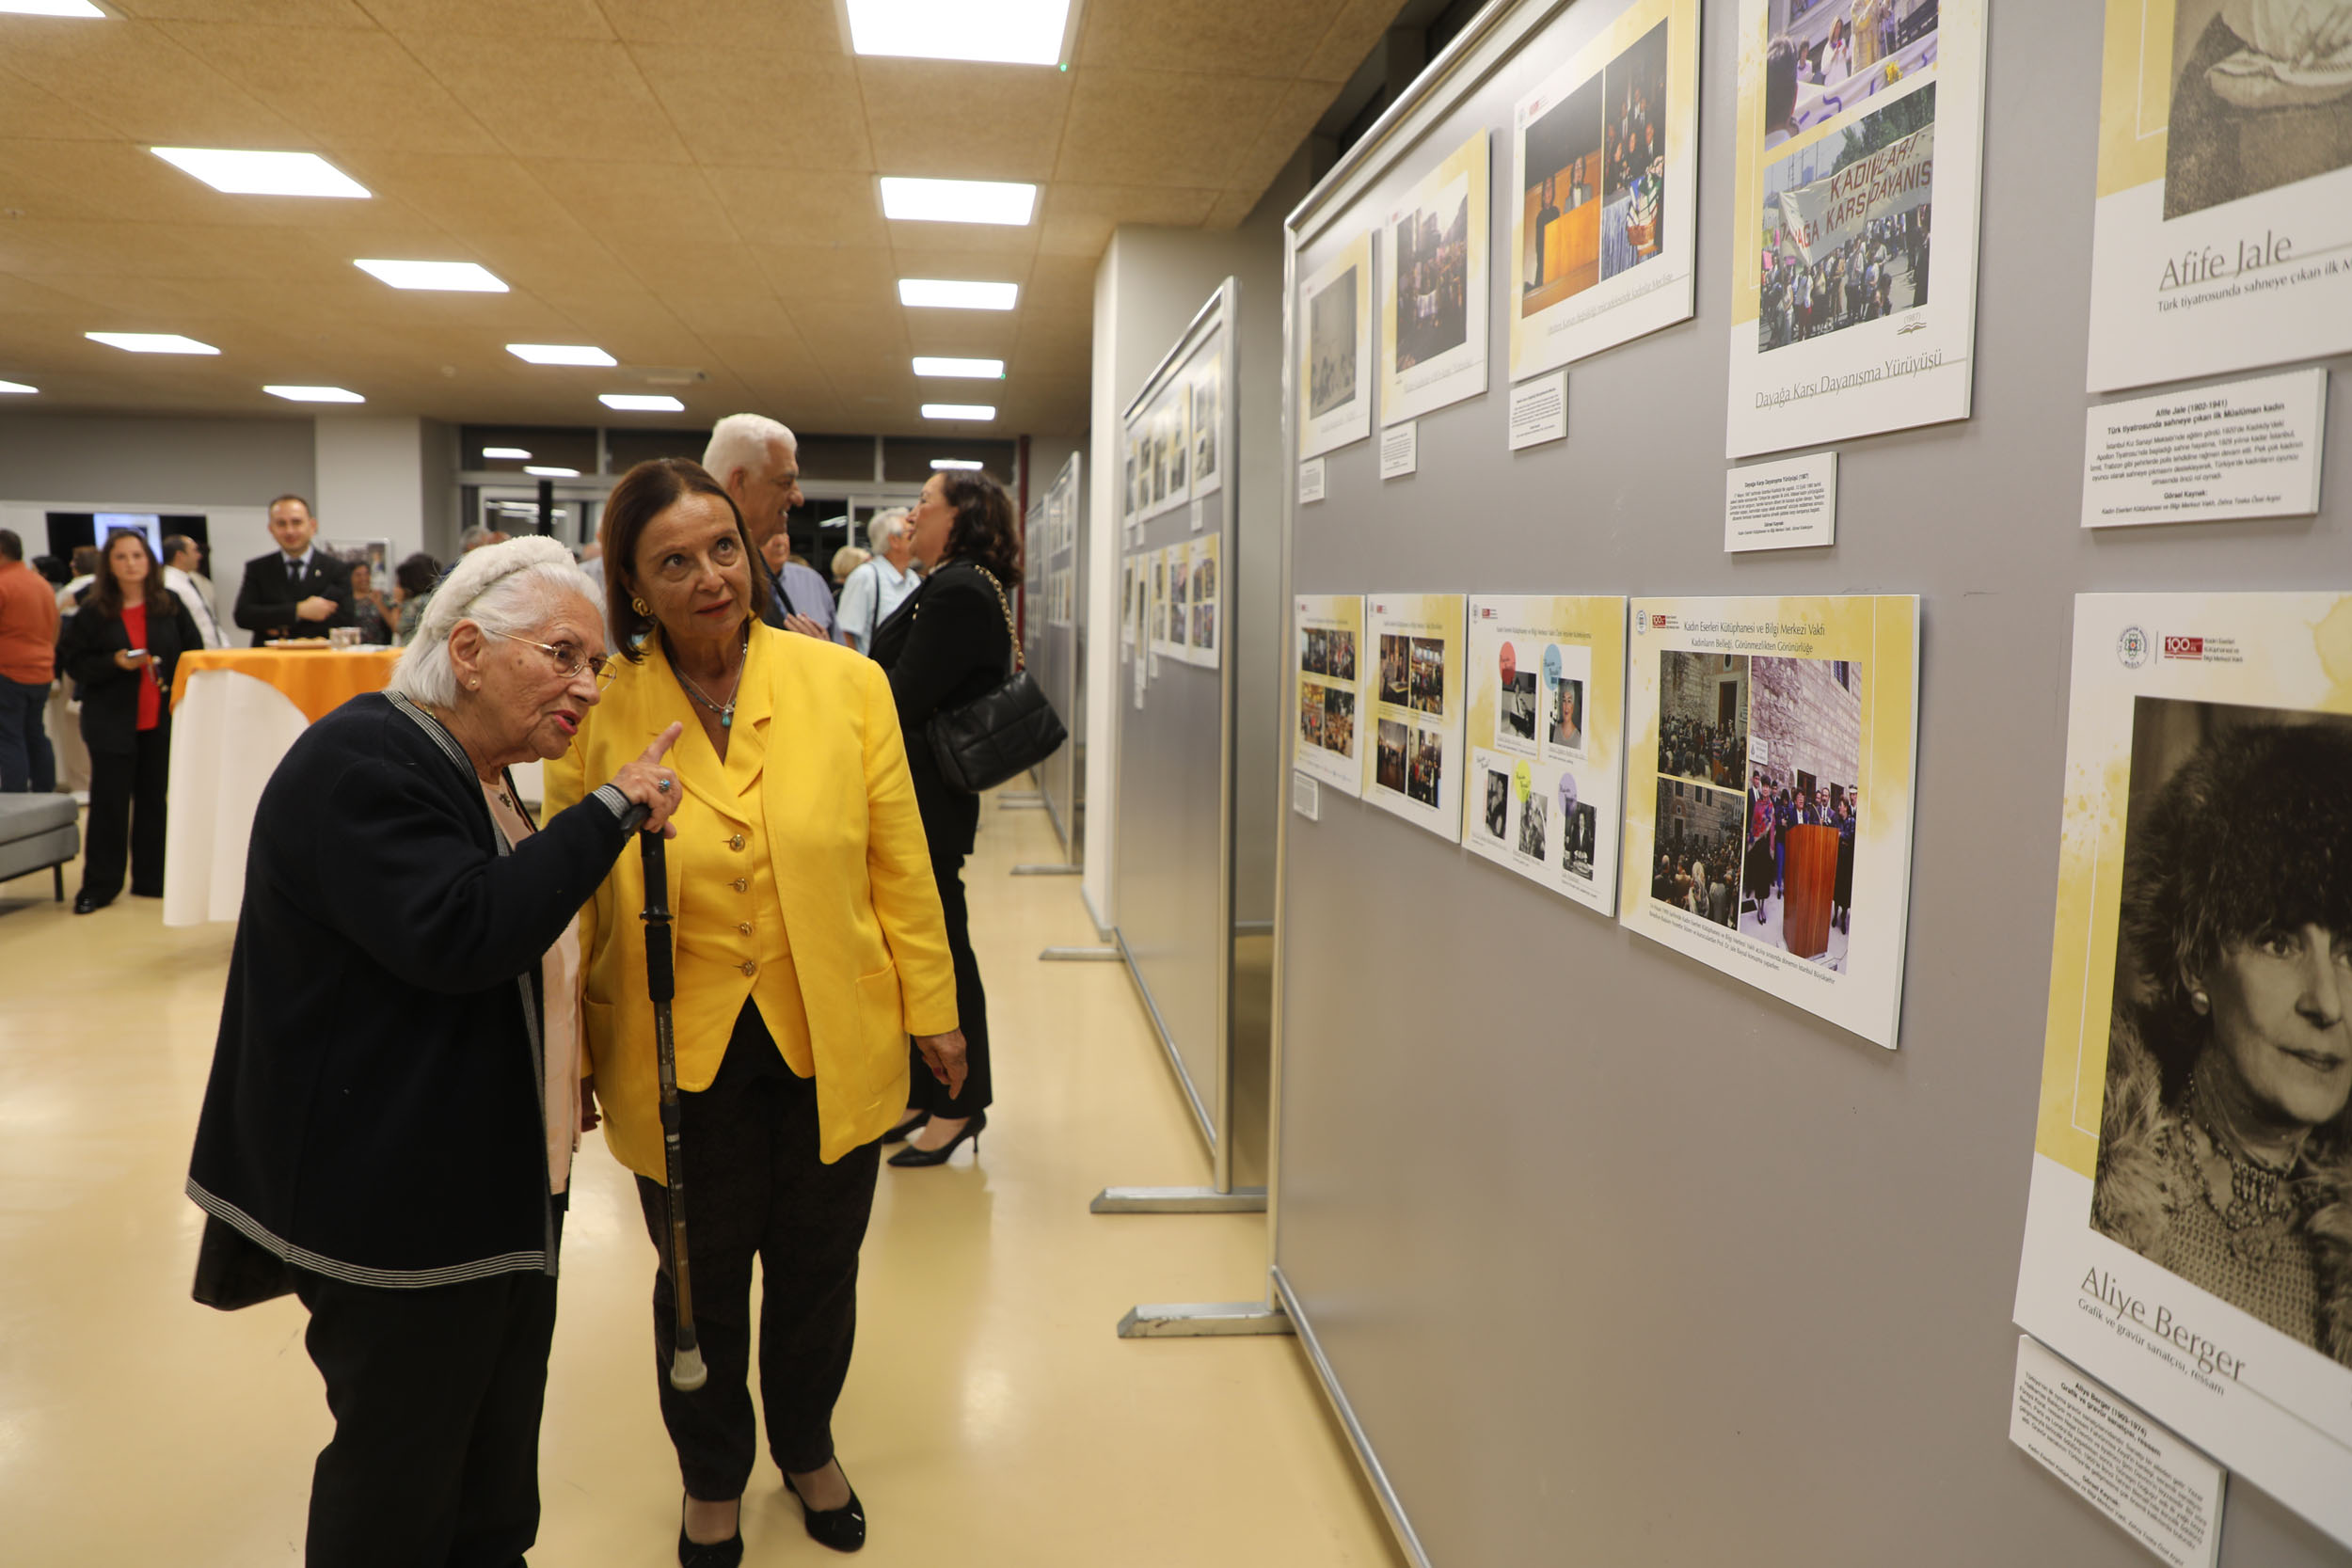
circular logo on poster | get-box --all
[2117,626,2152,668]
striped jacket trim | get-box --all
[186,1177,549,1290]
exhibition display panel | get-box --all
[1030,452,1085,862]
[1269,0,2352,1564]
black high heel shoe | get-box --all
[784,1467,866,1553]
[880,1110,929,1146]
[886,1109,985,1168]
[676,1496,743,1568]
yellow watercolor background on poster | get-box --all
[1506,0,1701,372]
[2034,594,2352,1180]
[1464,594,1628,787]
[2096,0,2173,200]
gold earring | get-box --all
[2189,989,2210,1013]
[632,597,650,615]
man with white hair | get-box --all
[701,413,834,640]
[834,508,919,655]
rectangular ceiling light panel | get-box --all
[880,178,1036,226]
[599,393,684,412]
[355,259,508,293]
[151,148,370,199]
[914,356,1005,379]
[87,332,217,355]
[847,0,1072,65]
[523,466,580,478]
[482,447,532,460]
[0,380,36,394]
[508,343,615,366]
[0,3,111,18]
[264,385,364,403]
[922,404,996,420]
[898,278,1018,310]
[931,458,983,470]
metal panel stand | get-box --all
[1011,863,1084,876]
[1091,1185,1265,1213]
[1117,1295,1292,1338]
[1040,945,1121,961]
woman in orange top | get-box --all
[545,459,961,1566]
[57,530,200,912]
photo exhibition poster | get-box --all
[1364,593,1468,842]
[1188,347,1224,499]
[1185,534,1221,668]
[1509,0,1702,381]
[2086,0,2352,391]
[1724,0,1988,457]
[1618,595,1920,1048]
[1295,594,1367,797]
[1379,131,1491,426]
[1300,230,1375,458]
[1464,595,1629,916]
[2015,593,2352,1548]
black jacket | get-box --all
[57,594,203,754]
[870,560,1013,859]
[233,550,354,645]
[186,692,634,1286]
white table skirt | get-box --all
[163,671,310,927]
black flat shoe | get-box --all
[784,1468,866,1553]
[886,1110,985,1168]
[72,891,111,915]
[677,1496,743,1568]
[880,1110,929,1146]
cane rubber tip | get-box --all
[670,1346,708,1392]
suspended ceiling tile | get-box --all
[897,314,1017,357]
[355,0,615,40]
[1078,0,1344,79]
[1034,180,1219,256]
[666,292,797,341]
[0,220,294,279]
[1056,68,1286,187]
[599,0,837,50]
[110,0,379,27]
[857,58,1072,183]
[0,24,307,148]
[749,246,898,311]
[157,23,504,156]
[1224,77,1335,206]
[632,46,870,172]
[518,158,732,252]
[331,153,593,238]
[0,70,129,142]
[460,230,644,298]
[402,38,686,164]
[1301,0,1406,82]
[882,215,1040,260]
[705,167,890,250]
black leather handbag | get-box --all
[925,565,1067,795]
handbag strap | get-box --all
[920,561,1023,673]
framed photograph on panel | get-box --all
[1724,0,1989,457]
[1294,594,1366,797]
[1189,351,1223,499]
[1463,595,1629,915]
[1508,0,1702,381]
[2015,593,2352,1551]
[1298,230,1375,458]
[1617,595,1921,1048]
[1379,132,1491,426]
[1363,594,1468,842]
[2084,1,2352,391]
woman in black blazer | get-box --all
[868,468,1019,1165]
[57,531,202,911]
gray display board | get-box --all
[1033,452,1084,859]
[1273,2,2352,1566]
[1115,283,1251,1181]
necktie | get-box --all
[287,558,303,590]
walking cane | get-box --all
[640,826,709,1392]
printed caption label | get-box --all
[1508,371,1568,451]
[1291,772,1320,820]
[1724,451,1838,552]
[2082,367,2326,529]
[2010,1337,2224,1568]
[1379,421,1419,480]
[1298,458,1327,504]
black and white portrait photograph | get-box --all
[1484,768,1511,840]
[2091,697,2352,1365]
[1502,671,1539,741]
[2163,0,2352,221]
[1549,673,1584,750]
[1562,798,1597,882]
[1518,786,1548,860]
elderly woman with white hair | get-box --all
[185,538,685,1566]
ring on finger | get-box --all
[656,776,673,794]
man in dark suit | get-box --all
[233,494,354,644]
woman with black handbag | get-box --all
[868,468,1027,1166]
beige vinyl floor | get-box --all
[0,793,1403,1568]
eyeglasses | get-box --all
[482,627,612,684]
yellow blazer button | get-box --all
[738,922,753,935]
[740,960,756,976]
[732,878,747,893]
[729,832,746,850]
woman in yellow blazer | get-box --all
[545,458,963,1566]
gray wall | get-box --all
[1275,2,2352,1567]
[0,411,314,508]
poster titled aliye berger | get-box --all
[1364,594,1467,841]
[1299,230,1375,459]
[1618,595,1920,1049]
[1509,0,1701,381]
[2016,594,2352,1550]
[1294,594,1365,797]
[1380,132,1490,426]
[1464,595,1629,916]
[2087,0,2352,391]
[1725,0,1988,458]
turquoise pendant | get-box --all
[722,710,733,728]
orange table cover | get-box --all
[170,647,403,723]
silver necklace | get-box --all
[672,626,749,729]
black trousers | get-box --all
[905,851,993,1116]
[294,1257,561,1568]
[83,723,168,899]
[636,1004,882,1499]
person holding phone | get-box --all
[57,531,202,912]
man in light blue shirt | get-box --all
[834,509,919,654]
